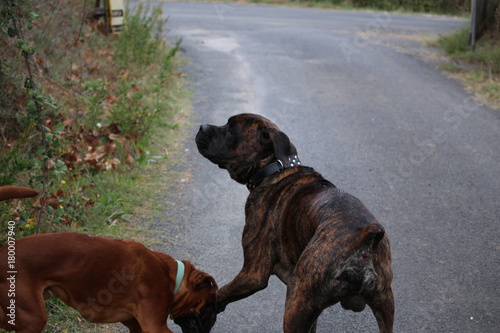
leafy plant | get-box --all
[0,0,183,236]
[114,4,167,67]
[435,26,471,54]
[432,21,500,109]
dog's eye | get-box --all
[225,128,238,149]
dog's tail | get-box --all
[0,185,39,202]
[340,224,386,313]
[359,223,385,250]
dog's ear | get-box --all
[202,276,218,294]
[260,128,296,166]
[189,269,218,294]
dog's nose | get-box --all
[199,124,210,133]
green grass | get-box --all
[435,26,471,54]
[434,26,500,74]
[43,298,122,333]
[0,0,191,331]
[431,25,500,110]
[0,0,185,237]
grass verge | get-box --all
[0,1,187,237]
[0,0,192,331]
[430,26,500,110]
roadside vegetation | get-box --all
[0,0,497,331]
[251,0,472,13]
[1,1,187,330]
[432,24,500,109]
[0,0,184,238]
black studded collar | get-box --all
[246,155,301,191]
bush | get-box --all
[0,0,181,236]
[307,0,472,12]
[436,26,471,54]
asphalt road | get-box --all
[147,2,499,332]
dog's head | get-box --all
[172,264,218,333]
[195,113,297,184]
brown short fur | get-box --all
[0,186,217,333]
[196,113,394,333]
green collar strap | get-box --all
[174,260,185,295]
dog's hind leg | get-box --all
[283,281,322,333]
[282,235,346,333]
[122,318,143,333]
[283,257,328,332]
[309,319,318,333]
[367,287,394,333]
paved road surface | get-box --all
[147,2,499,332]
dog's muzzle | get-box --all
[195,125,212,150]
[174,303,217,333]
[199,124,211,133]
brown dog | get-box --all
[196,113,394,333]
[0,187,218,333]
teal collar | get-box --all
[174,260,185,295]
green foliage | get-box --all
[0,0,183,237]
[433,21,500,109]
[469,45,500,74]
[436,26,471,54]
[104,5,182,140]
[436,25,500,74]
[0,126,37,185]
[84,78,107,128]
[114,4,167,67]
[285,0,472,12]
[351,0,399,10]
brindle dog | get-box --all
[196,113,394,333]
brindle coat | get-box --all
[196,113,394,333]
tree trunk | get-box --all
[473,0,500,41]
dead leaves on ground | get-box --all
[57,119,139,173]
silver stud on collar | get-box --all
[289,155,301,167]
[247,154,301,191]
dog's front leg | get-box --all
[216,237,274,314]
[216,266,271,313]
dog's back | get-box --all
[249,165,393,316]
[248,166,389,261]
[0,232,172,329]
[0,233,167,289]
